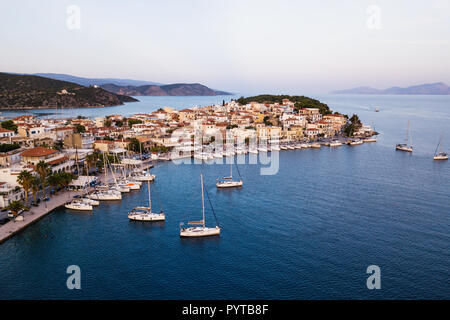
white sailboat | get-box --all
[216,161,243,188]
[180,174,220,237]
[128,180,165,221]
[350,139,363,146]
[433,134,448,160]
[65,200,93,211]
[396,121,413,152]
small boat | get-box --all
[128,181,165,221]
[88,190,122,200]
[133,171,156,181]
[363,137,377,143]
[280,145,288,150]
[396,121,413,152]
[350,139,363,146]
[80,198,99,206]
[65,201,93,211]
[300,143,309,148]
[180,174,220,238]
[287,144,295,150]
[375,108,380,112]
[294,144,302,149]
[310,143,321,149]
[257,146,268,152]
[248,148,258,154]
[329,140,342,147]
[271,145,281,151]
[433,134,448,160]
[217,162,243,188]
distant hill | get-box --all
[0,73,138,109]
[236,94,331,115]
[33,73,163,87]
[101,83,232,96]
[333,82,450,95]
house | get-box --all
[20,146,73,173]
[0,128,15,139]
[93,140,115,153]
[0,182,25,208]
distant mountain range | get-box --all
[32,73,232,96]
[33,73,163,87]
[332,82,450,95]
[0,73,137,109]
[101,83,231,96]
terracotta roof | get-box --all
[0,128,13,133]
[20,147,58,158]
[47,156,69,165]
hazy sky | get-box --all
[1,0,449,94]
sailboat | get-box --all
[128,180,165,221]
[433,134,448,160]
[396,121,413,152]
[216,161,243,188]
[180,174,220,237]
[133,140,156,181]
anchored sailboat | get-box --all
[396,121,413,152]
[180,174,220,237]
[433,133,448,160]
[216,161,243,188]
[128,180,165,221]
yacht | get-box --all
[81,198,99,206]
[396,121,413,152]
[134,171,156,181]
[248,148,258,154]
[180,174,220,238]
[128,181,165,221]
[310,143,321,149]
[287,144,295,150]
[350,139,363,146]
[300,143,310,148]
[88,190,122,200]
[217,162,243,188]
[433,134,448,160]
[257,146,268,152]
[295,143,302,149]
[363,137,377,143]
[329,140,342,147]
[65,201,93,211]
[280,144,288,150]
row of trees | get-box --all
[16,161,75,206]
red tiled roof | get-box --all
[20,147,58,157]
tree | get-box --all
[53,140,64,151]
[1,120,18,133]
[128,138,142,153]
[128,119,143,127]
[36,161,50,199]
[47,174,61,194]
[104,119,112,127]
[31,176,41,205]
[7,201,27,217]
[0,143,20,153]
[17,170,33,205]
[74,124,86,133]
[115,120,123,127]
[85,153,97,175]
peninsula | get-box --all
[0,73,138,109]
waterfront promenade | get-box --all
[0,190,75,244]
[0,159,154,244]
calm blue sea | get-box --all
[0,94,449,299]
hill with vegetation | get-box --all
[236,94,331,114]
[101,83,232,96]
[0,73,138,109]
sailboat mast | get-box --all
[434,133,442,156]
[406,120,410,146]
[148,180,151,211]
[103,151,107,183]
[201,174,205,227]
[230,161,232,179]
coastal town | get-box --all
[0,98,376,242]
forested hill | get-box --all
[236,95,331,114]
[0,73,138,109]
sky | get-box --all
[0,0,449,94]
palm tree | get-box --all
[47,174,61,195]
[85,153,97,175]
[7,200,27,217]
[36,161,50,199]
[17,170,33,205]
[60,172,74,191]
[31,176,41,205]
